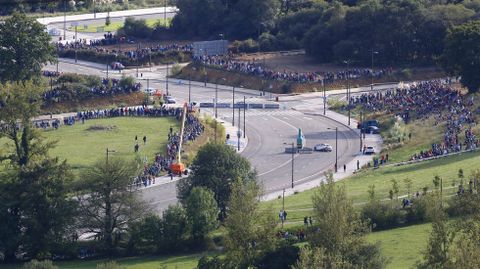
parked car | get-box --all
[366,125,380,134]
[165,96,176,104]
[110,62,125,70]
[360,119,380,134]
[143,88,156,95]
[314,143,333,152]
[364,146,376,155]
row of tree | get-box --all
[170,0,480,92]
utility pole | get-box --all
[237,104,241,151]
[291,142,295,189]
[164,0,167,27]
[360,111,363,152]
[188,74,191,104]
[344,60,351,126]
[323,78,326,115]
[335,127,338,172]
[243,96,246,138]
[63,0,66,40]
[106,56,109,79]
[215,83,218,118]
[232,86,235,126]
[371,50,378,91]
[166,62,169,96]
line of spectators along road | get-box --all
[42,75,141,102]
[193,55,392,84]
[33,105,204,188]
[351,80,478,160]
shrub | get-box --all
[96,261,125,269]
[405,196,428,223]
[361,201,404,230]
[254,245,300,269]
[22,260,58,269]
[121,17,152,39]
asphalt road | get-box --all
[44,60,360,212]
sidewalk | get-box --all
[37,7,177,25]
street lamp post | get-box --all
[188,74,192,104]
[371,50,379,91]
[166,62,169,96]
[243,96,246,138]
[344,60,351,126]
[291,142,295,189]
[63,0,66,41]
[238,104,241,151]
[328,127,338,172]
[215,82,218,118]
[323,78,326,115]
[232,86,235,126]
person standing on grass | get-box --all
[143,136,147,145]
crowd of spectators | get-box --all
[57,34,193,62]
[32,105,204,188]
[135,112,204,187]
[351,80,478,160]
[194,54,392,84]
[42,77,141,103]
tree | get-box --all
[223,0,279,40]
[224,178,278,267]
[0,13,56,82]
[185,187,218,247]
[291,246,350,269]
[160,204,188,252]
[77,158,147,256]
[309,171,387,268]
[0,81,76,260]
[177,142,255,219]
[417,192,454,269]
[441,20,480,93]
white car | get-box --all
[143,88,156,95]
[314,143,333,152]
[165,96,176,104]
[364,146,376,155]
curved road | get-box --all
[44,60,360,212]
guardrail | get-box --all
[199,103,280,109]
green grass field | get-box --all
[367,223,431,269]
[42,117,178,175]
[69,18,171,33]
[263,150,480,225]
[2,253,203,269]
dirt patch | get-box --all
[86,125,117,131]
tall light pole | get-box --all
[323,78,326,115]
[215,82,218,118]
[291,142,295,189]
[237,104,241,151]
[371,50,379,91]
[243,96,246,138]
[344,60,351,126]
[63,0,66,40]
[232,86,235,126]
[188,74,192,104]
[166,62,169,96]
[328,127,338,172]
